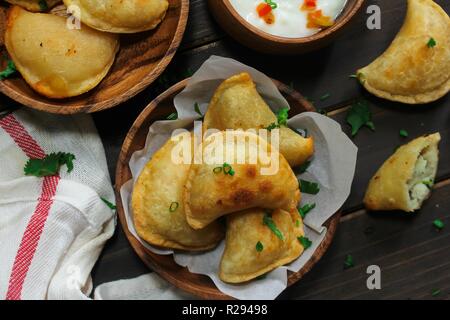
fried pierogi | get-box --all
[5,0,61,12]
[63,0,169,33]
[184,130,301,230]
[364,133,441,212]
[5,6,119,98]
[132,132,224,251]
[357,0,450,104]
[204,73,314,167]
[220,208,304,283]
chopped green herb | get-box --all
[264,0,278,9]
[24,152,75,177]
[101,197,117,210]
[422,179,434,189]
[432,289,441,297]
[344,254,354,269]
[399,129,408,138]
[433,219,444,230]
[296,220,300,227]
[183,68,194,78]
[298,203,316,219]
[213,167,223,174]
[166,112,178,120]
[263,213,284,241]
[320,93,331,101]
[346,99,375,137]
[256,241,264,252]
[169,202,179,212]
[297,160,311,174]
[223,163,235,176]
[276,107,289,127]
[194,102,203,118]
[0,60,16,80]
[349,74,358,79]
[266,122,279,131]
[255,274,267,280]
[300,179,320,195]
[298,236,312,249]
[427,37,437,48]
[39,0,48,11]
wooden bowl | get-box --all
[0,1,189,114]
[115,78,341,299]
[208,0,365,55]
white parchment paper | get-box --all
[120,56,358,300]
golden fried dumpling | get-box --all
[63,0,169,33]
[364,133,441,212]
[357,0,450,104]
[5,6,119,98]
[204,73,314,167]
[184,130,301,229]
[219,208,304,283]
[5,0,61,12]
[132,132,224,251]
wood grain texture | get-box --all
[114,78,341,299]
[0,1,189,114]
[208,0,365,54]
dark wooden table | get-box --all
[91,0,450,299]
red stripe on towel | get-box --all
[0,114,60,300]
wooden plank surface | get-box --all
[91,0,450,299]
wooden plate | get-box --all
[208,0,365,55]
[0,1,189,114]
[115,78,341,299]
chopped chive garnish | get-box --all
[298,236,312,249]
[432,289,441,297]
[297,160,311,174]
[194,102,203,118]
[427,37,437,48]
[213,167,223,174]
[399,129,408,137]
[256,241,264,252]
[166,112,178,120]
[422,179,434,189]
[344,254,354,269]
[300,179,320,195]
[276,107,289,127]
[296,220,300,227]
[433,219,444,230]
[298,203,316,219]
[264,0,277,9]
[169,202,179,212]
[320,93,331,101]
[100,197,116,210]
[223,163,235,176]
[266,122,279,131]
[349,74,358,79]
[256,274,267,280]
[263,212,284,241]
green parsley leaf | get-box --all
[256,241,264,252]
[399,129,408,138]
[194,102,203,118]
[298,203,316,219]
[24,152,76,177]
[296,220,300,227]
[39,0,48,11]
[276,107,289,127]
[298,236,312,249]
[300,179,320,195]
[433,219,444,230]
[346,100,375,137]
[432,289,441,297]
[297,160,311,174]
[427,37,437,48]
[344,254,354,269]
[101,197,117,210]
[264,0,277,9]
[0,60,17,80]
[166,112,178,120]
[263,213,284,241]
[266,122,279,131]
[422,179,434,189]
[320,93,331,101]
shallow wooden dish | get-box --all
[115,78,341,299]
[208,0,365,55]
[0,1,188,114]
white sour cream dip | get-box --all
[229,0,348,38]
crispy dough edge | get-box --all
[63,0,169,33]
